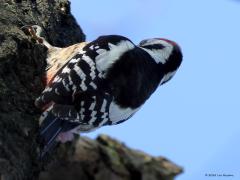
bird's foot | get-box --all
[21,25,44,43]
[21,25,53,49]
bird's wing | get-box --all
[36,35,136,158]
[45,42,88,85]
[35,35,135,110]
[72,91,113,127]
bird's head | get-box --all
[139,38,183,85]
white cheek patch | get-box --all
[140,40,174,64]
[95,40,135,72]
[141,46,173,64]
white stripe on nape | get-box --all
[95,40,135,72]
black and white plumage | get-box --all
[22,25,182,157]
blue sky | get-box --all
[70,0,240,179]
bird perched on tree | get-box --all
[22,25,183,158]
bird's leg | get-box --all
[21,25,61,74]
[21,25,53,49]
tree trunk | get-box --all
[0,1,84,179]
[0,1,182,179]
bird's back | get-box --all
[45,42,88,85]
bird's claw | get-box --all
[21,25,32,36]
[21,25,43,44]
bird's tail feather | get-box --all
[38,112,63,159]
[38,110,80,159]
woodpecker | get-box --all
[22,25,183,157]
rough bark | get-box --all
[0,1,84,179]
[39,135,183,180]
[0,1,182,179]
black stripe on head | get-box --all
[140,44,165,50]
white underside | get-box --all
[109,101,140,124]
